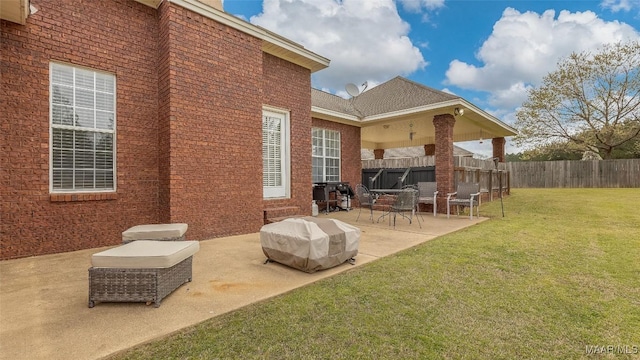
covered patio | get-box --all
[0,211,486,360]
[312,76,517,211]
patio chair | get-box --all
[390,185,421,228]
[355,184,376,222]
[447,182,481,219]
[417,182,438,217]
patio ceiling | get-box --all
[312,77,517,150]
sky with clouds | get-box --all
[224,0,640,157]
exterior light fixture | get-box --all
[409,122,416,141]
[454,107,464,116]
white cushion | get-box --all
[122,223,188,242]
[91,240,199,269]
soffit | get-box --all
[134,0,164,8]
[359,100,517,149]
[0,0,29,25]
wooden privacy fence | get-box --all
[506,159,640,188]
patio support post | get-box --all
[374,149,385,159]
[492,137,505,162]
[433,114,455,213]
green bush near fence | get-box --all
[112,188,640,360]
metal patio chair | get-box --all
[447,182,481,219]
[355,184,376,222]
[390,185,421,228]
[417,182,438,217]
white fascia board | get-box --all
[360,98,518,135]
[170,0,330,72]
[311,106,361,125]
[457,99,518,135]
[360,99,463,123]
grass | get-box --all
[111,189,640,359]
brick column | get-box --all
[424,144,435,156]
[433,114,455,213]
[492,137,505,162]
[374,149,385,159]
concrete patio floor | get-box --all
[0,210,486,360]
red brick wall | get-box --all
[0,0,160,259]
[433,114,455,212]
[0,0,325,259]
[492,137,505,162]
[157,1,173,224]
[261,54,313,215]
[160,3,265,239]
[311,118,362,191]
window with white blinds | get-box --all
[50,63,115,192]
[262,109,290,198]
[312,128,340,183]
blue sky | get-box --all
[223,0,640,156]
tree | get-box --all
[515,41,640,159]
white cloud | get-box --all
[445,8,640,108]
[398,0,445,13]
[249,0,427,92]
[600,0,639,12]
[487,82,533,109]
[440,87,456,95]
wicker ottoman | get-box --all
[88,240,199,308]
[122,223,188,244]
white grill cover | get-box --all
[260,217,360,273]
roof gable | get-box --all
[353,77,459,117]
[311,76,461,119]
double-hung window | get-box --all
[50,63,116,192]
[262,108,290,198]
[312,128,340,183]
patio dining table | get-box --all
[369,189,406,224]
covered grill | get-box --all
[260,217,360,273]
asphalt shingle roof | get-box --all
[312,76,460,118]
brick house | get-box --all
[1,0,335,260]
[1,0,516,260]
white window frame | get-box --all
[49,62,116,193]
[262,107,290,199]
[312,128,341,183]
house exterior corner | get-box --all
[0,0,334,260]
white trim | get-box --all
[49,62,117,193]
[263,104,291,114]
[361,99,464,122]
[312,128,341,183]
[262,108,291,199]
[311,106,361,124]
[458,100,518,135]
[314,98,517,135]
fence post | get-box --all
[489,170,493,201]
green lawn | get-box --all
[112,189,640,360]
